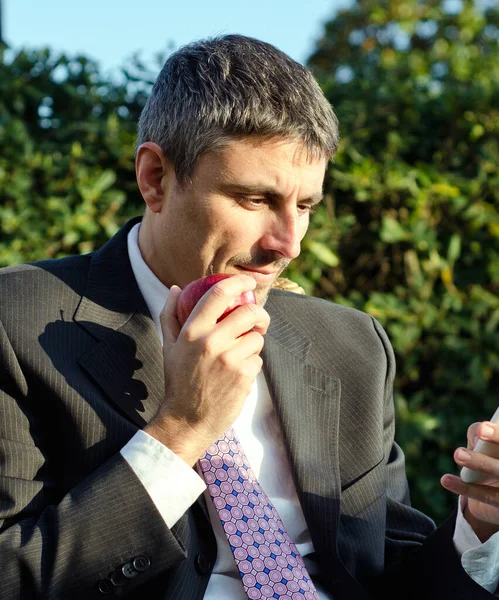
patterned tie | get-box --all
[199,427,320,600]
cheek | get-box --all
[299,217,310,240]
[181,202,216,247]
[216,216,260,248]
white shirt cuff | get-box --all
[454,496,499,593]
[120,429,206,528]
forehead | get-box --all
[192,137,327,196]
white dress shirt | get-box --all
[121,222,499,596]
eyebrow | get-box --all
[219,184,324,204]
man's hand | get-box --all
[441,421,499,542]
[144,274,270,466]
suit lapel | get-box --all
[262,297,342,558]
[263,296,376,599]
[74,218,165,428]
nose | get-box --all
[260,209,304,260]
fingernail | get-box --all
[456,448,471,462]
[481,424,494,439]
[441,474,461,492]
[473,435,479,448]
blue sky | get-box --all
[4,0,350,75]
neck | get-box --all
[137,212,173,289]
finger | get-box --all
[187,275,257,329]
[467,423,480,450]
[454,447,499,483]
[229,352,264,379]
[477,421,499,445]
[441,474,499,509]
[242,354,264,378]
[216,302,270,338]
[160,286,182,345]
[222,331,265,363]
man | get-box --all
[1,35,499,599]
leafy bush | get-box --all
[296,0,499,521]
[0,48,152,264]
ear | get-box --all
[136,142,173,213]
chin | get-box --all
[254,285,272,307]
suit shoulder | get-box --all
[267,289,393,360]
[0,254,92,282]
[268,288,374,326]
[0,254,92,311]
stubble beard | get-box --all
[254,285,272,307]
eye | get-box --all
[238,197,268,209]
[298,204,317,215]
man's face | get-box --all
[143,137,327,305]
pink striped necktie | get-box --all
[199,427,320,600]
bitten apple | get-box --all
[176,274,257,327]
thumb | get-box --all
[160,285,182,346]
[467,422,480,450]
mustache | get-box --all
[227,253,290,272]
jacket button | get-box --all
[195,553,212,575]
[97,579,115,595]
[122,562,139,579]
[133,555,150,572]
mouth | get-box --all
[235,265,279,285]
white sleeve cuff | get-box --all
[120,429,206,529]
[454,496,499,593]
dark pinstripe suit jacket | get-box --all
[0,218,493,599]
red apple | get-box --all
[176,274,257,327]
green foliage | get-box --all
[1,1,498,524]
[299,0,499,522]
[0,48,154,263]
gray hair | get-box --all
[137,34,339,182]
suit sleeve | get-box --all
[0,318,189,599]
[370,317,496,598]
